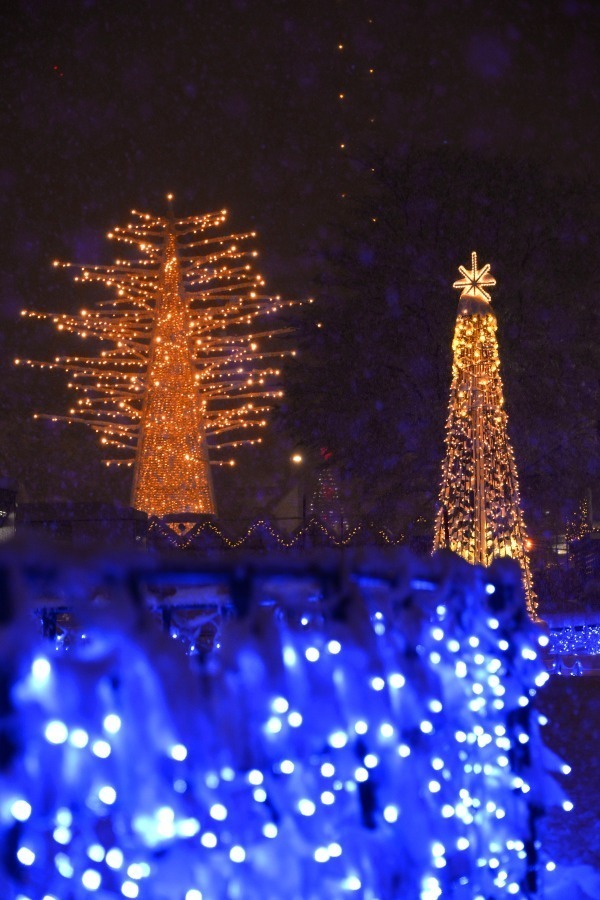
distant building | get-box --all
[535,492,600,616]
[568,493,600,610]
[570,528,600,580]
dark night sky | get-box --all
[1,0,599,525]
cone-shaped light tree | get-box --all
[309,448,347,535]
[434,252,536,615]
[18,200,296,519]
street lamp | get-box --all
[291,451,307,528]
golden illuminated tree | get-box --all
[434,252,537,615]
[18,200,296,520]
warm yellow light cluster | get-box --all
[19,203,296,519]
[453,250,496,303]
[434,253,537,615]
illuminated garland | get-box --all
[146,516,404,552]
[17,199,297,520]
[434,253,537,616]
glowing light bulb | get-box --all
[87,844,105,862]
[106,848,124,869]
[82,870,102,890]
[329,730,348,748]
[31,657,51,682]
[17,847,35,866]
[92,740,111,758]
[170,743,187,761]
[103,714,121,734]
[298,799,316,816]
[229,846,245,863]
[45,720,68,744]
[11,799,32,821]
[98,785,117,805]
[201,832,217,848]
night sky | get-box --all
[1,0,599,532]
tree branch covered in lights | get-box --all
[18,201,297,518]
[434,253,537,616]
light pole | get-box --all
[291,452,307,529]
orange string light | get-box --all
[19,202,297,521]
[434,253,537,615]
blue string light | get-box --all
[0,547,574,898]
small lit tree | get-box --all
[434,252,536,615]
[18,200,296,520]
[309,448,347,535]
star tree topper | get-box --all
[453,251,496,303]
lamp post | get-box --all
[291,452,307,530]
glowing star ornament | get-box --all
[453,251,497,304]
[434,252,537,616]
[19,199,297,520]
